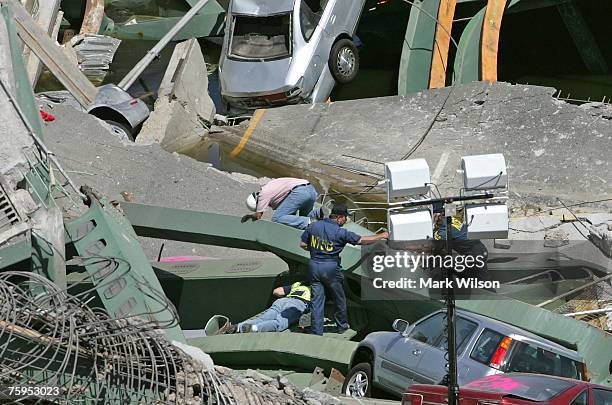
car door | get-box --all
[329,0,365,35]
[378,312,446,394]
[413,316,479,384]
[297,0,332,93]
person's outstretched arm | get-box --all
[358,231,389,245]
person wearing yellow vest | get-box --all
[220,282,311,334]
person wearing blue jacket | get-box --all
[300,204,388,335]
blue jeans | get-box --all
[272,184,318,229]
[237,298,308,332]
[309,260,349,336]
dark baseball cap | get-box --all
[331,203,349,217]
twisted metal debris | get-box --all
[0,270,232,404]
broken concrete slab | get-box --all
[138,37,215,152]
[42,103,269,260]
[208,82,612,213]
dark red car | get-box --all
[402,373,612,405]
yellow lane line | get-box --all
[229,108,266,158]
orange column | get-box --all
[429,0,457,89]
[80,0,105,34]
[481,0,507,82]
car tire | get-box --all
[329,38,359,84]
[105,120,134,142]
[342,362,372,398]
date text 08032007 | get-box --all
[3,386,61,398]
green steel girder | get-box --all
[452,0,576,85]
[65,198,185,343]
[452,5,484,85]
[106,1,225,41]
[154,257,290,329]
[187,333,358,375]
[398,0,442,95]
[0,234,31,269]
[505,0,570,14]
[556,0,608,74]
[121,202,369,270]
[1,4,43,138]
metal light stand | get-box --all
[399,192,493,405]
[444,203,459,405]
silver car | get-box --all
[219,0,365,110]
[343,309,587,398]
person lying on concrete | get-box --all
[219,282,311,334]
[300,204,389,336]
[242,177,322,230]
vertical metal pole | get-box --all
[117,0,211,91]
[444,210,459,405]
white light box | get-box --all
[388,209,433,241]
[466,204,509,239]
[385,159,431,199]
[461,154,507,191]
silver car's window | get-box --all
[229,15,291,60]
[407,313,445,346]
[436,316,478,354]
[593,388,612,405]
[505,341,585,380]
[470,328,504,365]
[300,0,325,41]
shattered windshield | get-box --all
[230,14,292,60]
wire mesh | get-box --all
[549,276,612,332]
[0,271,234,404]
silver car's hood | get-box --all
[230,0,295,16]
[220,57,294,96]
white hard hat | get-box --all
[246,192,257,211]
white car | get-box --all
[219,0,365,110]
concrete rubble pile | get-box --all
[215,368,344,405]
[39,102,268,260]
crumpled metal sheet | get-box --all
[69,33,121,79]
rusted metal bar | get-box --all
[429,0,456,89]
[80,0,104,35]
[481,0,507,82]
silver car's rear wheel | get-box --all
[329,39,359,84]
[342,362,372,398]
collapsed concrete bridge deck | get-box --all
[204,82,612,212]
